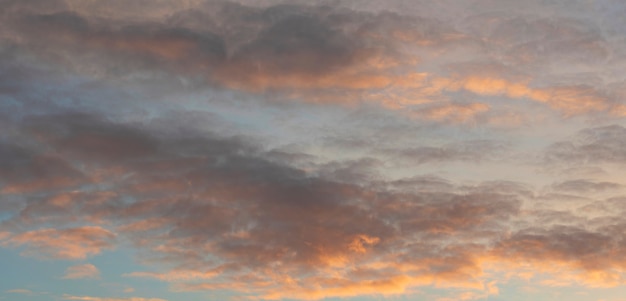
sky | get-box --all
[1,0,626,300]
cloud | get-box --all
[4,289,48,297]
[379,139,509,165]
[0,113,525,299]
[408,102,490,123]
[545,125,626,165]
[0,96,625,300]
[3,226,115,260]
[0,142,85,194]
[489,224,626,287]
[62,295,167,301]
[63,263,100,279]
[124,270,219,282]
[1,0,622,128]
[463,13,610,66]
[4,3,410,94]
[495,226,613,264]
[2,1,626,300]
[6,289,35,295]
[11,111,626,298]
[552,179,621,193]
[20,113,160,165]
[424,74,616,117]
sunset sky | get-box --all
[2,0,626,300]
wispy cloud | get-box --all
[6,289,35,295]
[3,226,115,260]
[62,295,166,301]
[63,263,100,279]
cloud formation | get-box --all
[63,263,100,279]
[3,226,116,260]
[0,113,524,298]
[6,289,35,295]
[2,0,622,121]
[2,1,626,301]
[546,125,626,165]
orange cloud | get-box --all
[258,275,413,300]
[411,102,490,123]
[6,289,36,295]
[116,218,171,233]
[4,226,115,260]
[449,76,611,116]
[348,234,380,254]
[479,252,626,289]
[175,254,494,301]
[6,113,626,301]
[373,72,613,118]
[124,270,219,282]
[213,50,398,93]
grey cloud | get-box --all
[545,125,626,165]
[471,15,608,65]
[495,225,619,270]
[4,1,626,299]
[525,209,588,228]
[13,11,227,76]
[8,110,626,297]
[0,112,526,298]
[381,139,509,165]
[2,2,413,93]
[3,0,623,124]
[387,175,454,192]
[552,179,621,193]
[22,113,160,165]
[0,141,85,195]
[315,158,382,183]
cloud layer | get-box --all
[1,1,626,301]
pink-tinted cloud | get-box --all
[11,113,626,299]
[124,270,218,282]
[4,226,115,260]
[1,0,621,126]
[6,289,35,295]
[63,263,100,279]
[1,1,626,300]
[0,113,524,299]
[410,102,490,123]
